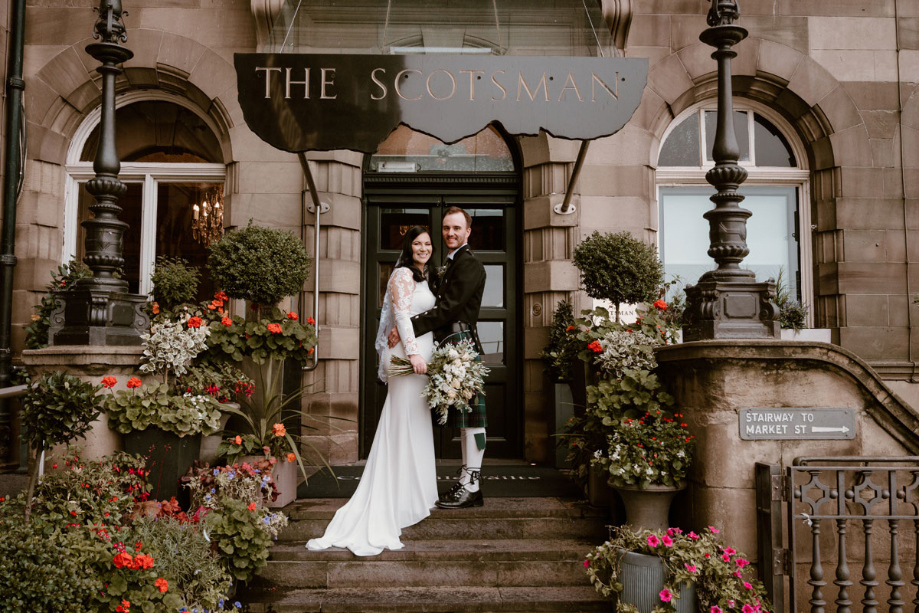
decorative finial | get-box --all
[706,0,740,28]
[93,0,129,44]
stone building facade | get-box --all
[3,0,918,465]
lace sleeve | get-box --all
[390,268,419,355]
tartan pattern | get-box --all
[437,330,488,429]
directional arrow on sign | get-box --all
[811,426,850,433]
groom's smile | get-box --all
[442,212,472,253]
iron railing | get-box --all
[757,457,919,613]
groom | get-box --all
[389,206,488,509]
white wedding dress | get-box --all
[306,267,437,556]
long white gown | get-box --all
[306,267,437,556]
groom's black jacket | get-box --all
[411,244,486,344]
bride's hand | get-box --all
[388,327,400,348]
[409,354,427,375]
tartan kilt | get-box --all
[437,329,488,429]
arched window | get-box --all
[656,104,812,314]
[65,95,227,299]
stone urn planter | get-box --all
[619,550,696,613]
[613,483,685,532]
[124,428,202,503]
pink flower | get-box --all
[708,525,720,533]
[583,559,590,567]
[666,528,675,536]
[734,570,743,577]
[711,607,723,613]
[685,563,697,573]
[724,547,736,555]
[659,589,672,603]
[722,553,731,562]
[736,558,750,567]
[742,606,755,613]
[744,581,753,590]
[688,531,699,540]
[662,535,673,547]
[646,534,660,547]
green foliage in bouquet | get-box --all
[23,258,92,349]
[104,380,223,437]
[585,526,773,613]
[540,300,581,383]
[150,256,200,311]
[573,231,664,322]
[203,497,274,583]
[208,220,311,307]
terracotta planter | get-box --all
[240,454,298,508]
[619,550,696,613]
[613,483,685,532]
[124,428,201,503]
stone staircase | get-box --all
[238,497,610,612]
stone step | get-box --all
[236,585,607,612]
[258,539,595,589]
[280,497,608,542]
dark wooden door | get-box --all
[361,174,520,459]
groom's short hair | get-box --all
[443,206,472,228]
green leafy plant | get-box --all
[585,526,773,613]
[126,515,233,610]
[773,266,808,331]
[203,497,276,583]
[573,231,664,322]
[150,256,200,312]
[21,372,105,521]
[24,258,92,349]
[540,300,581,383]
[208,220,312,307]
[175,361,253,403]
[206,307,317,365]
[104,378,223,437]
[593,411,694,489]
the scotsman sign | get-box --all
[234,54,648,153]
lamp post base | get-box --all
[683,277,780,341]
[48,289,149,347]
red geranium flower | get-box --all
[155,578,168,593]
[187,316,203,328]
[126,377,141,389]
[215,291,229,301]
[266,323,283,334]
[588,340,602,353]
[112,552,133,568]
[221,316,233,327]
[306,317,316,325]
[248,502,257,511]
[101,376,117,388]
[287,311,298,321]
[234,435,242,445]
[565,325,576,331]
[287,452,296,463]
[653,299,667,310]
[272,423,287,437]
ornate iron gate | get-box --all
[756,457,919,613]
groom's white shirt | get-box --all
[447,243,468,261]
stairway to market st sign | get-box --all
[234,53,648,153]
[740,408,857,440]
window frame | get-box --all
[64,92,227,296]
[655,101,814,326]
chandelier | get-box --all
[192,186,224,247]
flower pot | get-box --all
[619,550,696,613]
[124,428,202,503]
[268,456,298,508]
[200,408,234,465]
[588,464,612,507]
[613,483,685,532]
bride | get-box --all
[306,225,438,556]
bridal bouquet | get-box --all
[390,338,490,425]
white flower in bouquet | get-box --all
[389,338,490,425]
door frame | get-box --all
[359,170,523,459]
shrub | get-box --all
[150,256,200,311]
[540,300,581,383]
[208,221,312,307]
[21,372,103,450]
[204,497,277,583]
[573,231,664,322]
[24,258,92,349]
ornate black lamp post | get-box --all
[683,0,779,340]
[49,0,148,345]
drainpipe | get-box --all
[0,0,27,465]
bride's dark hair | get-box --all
[395,225,433,283]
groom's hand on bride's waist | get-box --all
[388,327,400,348]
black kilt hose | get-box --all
[410,245,488,430]
[438,329,488,429]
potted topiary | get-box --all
[149,255,201,313]
[585,526,773,613]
